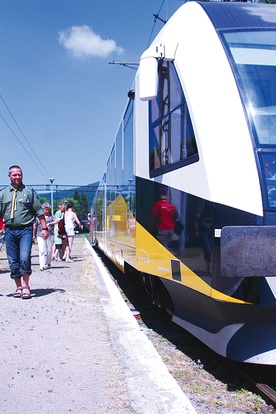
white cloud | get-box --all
[58,25,124,58]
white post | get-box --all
[49,178,55,212]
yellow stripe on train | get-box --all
[136,222,251,305]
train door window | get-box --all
[149,60,198,177]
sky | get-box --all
[0,0,182,186]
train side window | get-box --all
[149,61,198,177]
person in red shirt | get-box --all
[150,188,178,248]
[149,188,179,306]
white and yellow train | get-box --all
[92,1,276,365]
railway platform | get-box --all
[0,236,196,414]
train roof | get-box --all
[199,2,276,30]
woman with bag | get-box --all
[53,203,67,261]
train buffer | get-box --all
[0,236,196,414]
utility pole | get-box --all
[49,178,55,212]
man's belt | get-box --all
[5,224,33,230]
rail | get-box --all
[234,362,276,409]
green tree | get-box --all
[93,197,102,216]
[73,190,81,203]
[79,193,89,220]
[38,196,50,205]
[68,192,90,219]
[57,194,90,220]
[59,197,81,216]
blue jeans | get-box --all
[5,226,33,279]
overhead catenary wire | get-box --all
[109,1,170,70]
[147,0,167,47]
[0,112,50,180]
[0,93,50,180]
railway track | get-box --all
[234,363,276,410]
[256,384,276,407]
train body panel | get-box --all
[92,2,276,364]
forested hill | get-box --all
[39,182,98,204]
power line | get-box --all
[0,93,50,180]
[0,112,49,180]
[147,0,167,47]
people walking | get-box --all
[0,165,48,299]
[53,203,67,261]
[34,202,59,270]
[64,202,82,262]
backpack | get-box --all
[58,215,66,239]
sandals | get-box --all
[13,286,22,298]
[21,285,31,300]
[13,285,31,299]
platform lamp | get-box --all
[49,178,55,213]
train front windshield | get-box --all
[222,29,276,209]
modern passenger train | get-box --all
[92,1,276,365]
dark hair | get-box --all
[160,188,168,197]
[9,165,22,173]
[66,202,74,209]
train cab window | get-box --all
[221,30,276,147]
[219,29,276,211]
[149,61,198,177]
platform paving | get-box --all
[0,236,196,414]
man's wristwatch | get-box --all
[42,228,48,231]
